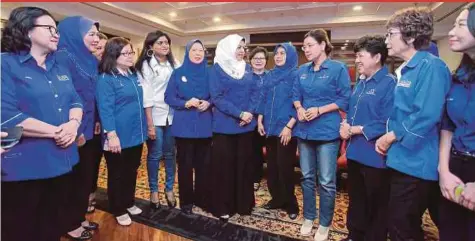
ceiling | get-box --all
[1,2,469,46]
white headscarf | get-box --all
[214,34,247,79]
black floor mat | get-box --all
[94,188,302,241]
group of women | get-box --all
[1,3,474,241]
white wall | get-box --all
[438,36,463,72]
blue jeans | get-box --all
[146,125,176,193]
[298,138,340,227]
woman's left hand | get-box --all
[197,100,210,112]
[279,127,292,146]
[55,120,79,148]
[305,107,320,121]
[375,132,396,155]
[460,182,475,211]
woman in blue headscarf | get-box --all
[164,39,212,215]
[257,42,299,220]
[56,16,101,240]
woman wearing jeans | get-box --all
[293,29,351,240]
[136,30,179,208]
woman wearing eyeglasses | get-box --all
[1,7,84,241]
[209,34,260,221]
[135,31,179,209]
[249,46,269,191]
[374,7,451,241]
[164,39,212,215]
[293,28,351,240]
[438,3,475,240]
[96,37,147,226]
[56,16,101,239]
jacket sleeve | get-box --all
[96,74,116,132]
[334,65,352,112]
[1,62,31,128]
[164,71,187,110]
[209,66,242,118]
[392,60,451,150]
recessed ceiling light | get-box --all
[344,43,348,46]
[169,12,177,17]
[213,16,221,22]
[341,46,346,50]
[345,40,349,43]
[353,5,362,11]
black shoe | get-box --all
[288,213,298,220]
[165,192,177,208]
[182,207,193,215]
[82,221,99,231]
[219,214,230,222]
[65,230,93,240]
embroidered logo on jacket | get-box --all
[57,75,70,81]
[365,89,376,95]
[397,79,411,88]
[182,76,187,82]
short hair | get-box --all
[249,46,268,61]
[354,35,388,65]
[386,7,433,50]
[99,37,135,74]
[304,28,333,55]
[97,32,108,40]
[1,7,56,53]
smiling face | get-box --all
[355,49,381,77]
[274,46,287,67]
[448,9,475,53]
[188,42,205,64]
[235,40,246,61]
[29,15,60,53]
[83,25,100,53]
[152,35,170,57]
[251,52,266,71]
[116,44,135,68]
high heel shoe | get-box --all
[150,191,160,209]
[165,191,176,208]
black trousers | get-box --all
[2,172,73,241]
[439,153,475,241]
[346,159,390,241]
[89,134,104,193]
[265,136,298,213]
[104,144,143,216]
[210,132,255,217]
[63,139,100,232]
[388,169,439,241]
[252,128,265,183]
[176,137,212,210]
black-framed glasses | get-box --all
[120,51,135,57]
[33,25,59,36]
[155,40,170,46]
[251,57,266,61]
[385,31,401,39]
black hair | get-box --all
[304,28,333,55]
[353,35,388,65]
[1,7,56,53]
[99,37,135,74]
[249,46,269,62]
[135,30,176,77]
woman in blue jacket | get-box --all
[340,35,396,241]
[293,29,351,240]
[57,16,101,239]
[438,3,475,240]
[209,34,260,221]
[1,7,84,241]
[257,42,299,220]
[96,37,147,226]
[164,39,212,214]
[375,7,451,241]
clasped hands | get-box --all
[296,107,320,122]
[185,97,210,112]
[55,120,80,148]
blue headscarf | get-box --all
[58,16,99,78]
[178,39,208,99]
[422,42,439,57]
[266,42,298,87]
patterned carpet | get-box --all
[96,147,439,241]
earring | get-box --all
[146,49,154,58]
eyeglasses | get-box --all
[301,42,317,51]
[385,31,401,40]
[33,25,59,36]
[251,57,266,61]
[120,51,135,57]
[155,40,169,46]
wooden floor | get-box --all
[61,210,190,241]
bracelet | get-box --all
[316,107,320,116]
[348,127,353,137]
[240,112,244,119]
[70,117,81,126]
[285,125,292,130]
[107,134,118,140]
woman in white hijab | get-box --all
[208,34,260,221]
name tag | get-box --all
[365,88,376,96]
[57,75,70,81]
[397,79,411,88]
[182,76,187,82]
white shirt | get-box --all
[139,56,179,126]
